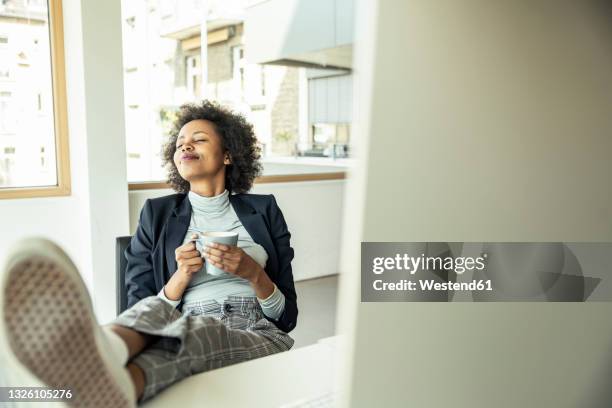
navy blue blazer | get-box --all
[124,192,298,333]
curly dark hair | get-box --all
[161,100,263,194]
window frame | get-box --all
[0,0,71,200]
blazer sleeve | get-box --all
[265,194,298,333]
[125,199,157,308]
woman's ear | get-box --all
[224,153,231,165]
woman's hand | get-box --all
[203,242,262,283]
[164,234,203,301]
[175,234,204,276]
[203,242,275,299]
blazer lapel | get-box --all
[229,194,278,277]
[165,194,192,280]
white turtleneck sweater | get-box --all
[158,189,286,320]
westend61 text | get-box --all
[373,279,493,292]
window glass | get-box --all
[120,0,352,182]
[0,0,58,188]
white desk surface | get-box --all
[143,336,340,408]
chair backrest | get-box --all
[115,236,132,315]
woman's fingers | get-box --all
[205,252,241,274]
[207,258,220,266]
[182,256,203,266]
[205,252,224,263]
[170,234,203,276]
[176,235,203,261]
[176,249,201,260]
[206,242,229,251]
[187,264,203,273]
[175,242,196,257]
[204,246,238,258]
[203,247,223,257]
[208,258,230,271]
[199,243,245,275]
[175,234,199,253]
[178,255,203,275]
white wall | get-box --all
[0,0,129,324]
[80,0,130,324]
[128,179,345,281]
[337,1,612,407]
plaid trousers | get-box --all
[112,295,295,402]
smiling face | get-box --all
[173,119,230,185]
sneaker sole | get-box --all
[1,238,135,407]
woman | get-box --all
[0,100,298,407]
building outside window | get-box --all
[0,0,66,191]
[185,54,201,98]
[311,123,350,159]
[120,0,352,183]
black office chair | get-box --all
[115,236,132,316]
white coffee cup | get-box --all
[199,231,239,276]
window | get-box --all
[232,45,266,103]
[307,123,350,159]
[120,1,346,184]
[232,46,245,99]
[0,0,70,198]
[303,73,352,159]
[185,54,201,98]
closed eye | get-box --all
[176,138,207,149]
